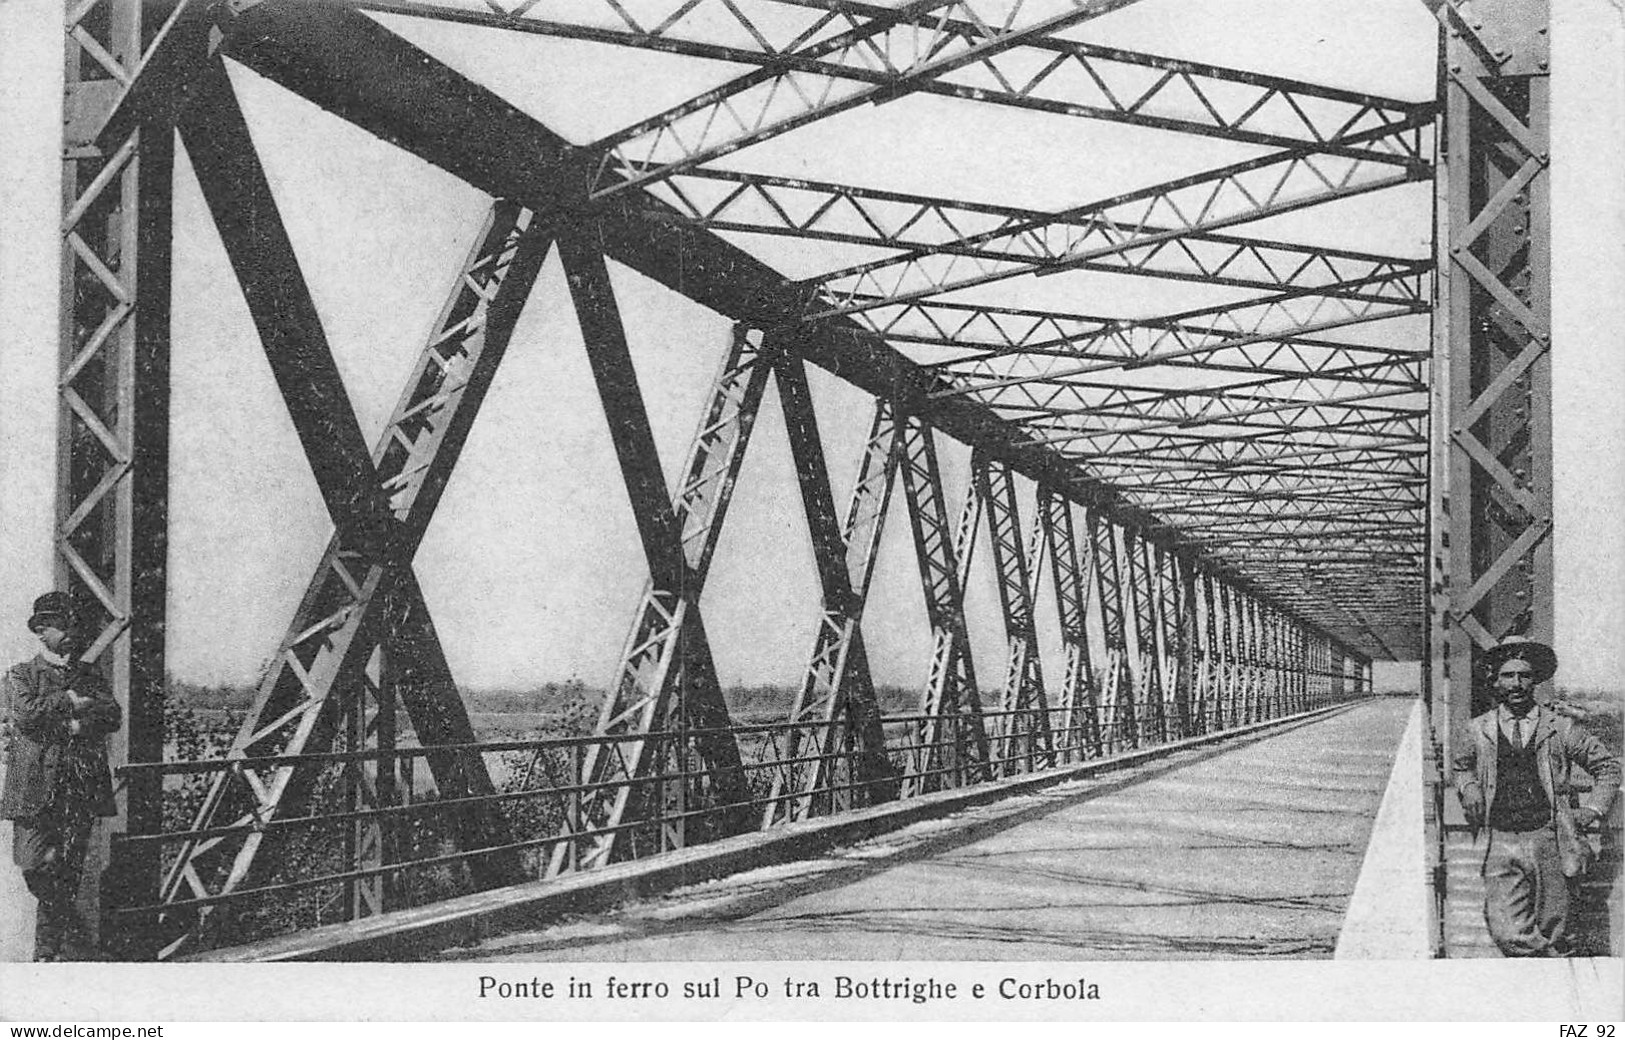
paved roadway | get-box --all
[435,698,1414,962]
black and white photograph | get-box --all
[0,0,1621,1024]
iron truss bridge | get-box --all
[46,0,1551,959]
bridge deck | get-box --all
[435,699,1413,962]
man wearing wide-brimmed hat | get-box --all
[1451,635,1620,956]
[0,592,122,961]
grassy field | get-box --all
[1554,687,1623,758]
[167,678,928,742]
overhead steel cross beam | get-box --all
[966,359,1427,440]
[585,0,1152,198]
[1064,408,1429,452]
[1082,461,1425,499]
[156,65,544,954]
[1000,407,1422,475]
[979,388,1425,466]
[804,118,1431,320]
[650,169,1431,302]
[1144,470,1426,507]
[353,0,1429,160]
[872,298,1428,367]
[928,279,1427,406]
[1024,392,1427,454]
[925,275,1427,371]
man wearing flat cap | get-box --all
[0,592,122,961]
[1452,635,1620,956]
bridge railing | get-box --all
[110,687,1358,953]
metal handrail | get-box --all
[111,690,1362,935]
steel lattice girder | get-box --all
[647,169,1431,301]
[1432,0,1553,739]
[59,0,177,940]
[350,0,1431,162]
[582,0,1160,198]
[803,128,1430,319]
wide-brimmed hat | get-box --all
[1484,634,1558,684]
[26,592,73,634]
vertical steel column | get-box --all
[1283,619,1297,713]
[1310,635,1319,706]
[1196,573,1221,733]
[1121,530,1162,744]
[897,415,989,793]
[1294,624,1308,712]
[1435,1,1552,752]
[554,239,758,871]
[1151,546,1177,739]
[341,640,394,920]
[1254,603,1272,718]
[1042,489,1098,758]
[1301,631,1314,708]
[1274,609,1290,716]
[1300,632,1308,709]
[1271,609,1288,716]
[977,455,1051,774]
[1217,582,1241,728]
[59,0,176,944]
[1160,549,1194,740]
[1088,515,1135,751]
[1427,67,1452,733]
[768,382,899,824]
[1241,591,1267,721]
[1176,557,1198,736]
[1153,547,1176,738]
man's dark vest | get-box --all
[1489,725,1550,832]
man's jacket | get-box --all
[1452,706,1621,876]
[0,655,121,820]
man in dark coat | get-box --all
[0,592,121,961]
[1452,635,1620,956]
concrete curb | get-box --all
[1334,698,1430,958]
[186,700,1357,962]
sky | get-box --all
[1,0,1622,695]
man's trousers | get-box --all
[1483,824,1570,957]
[13,814,94,961]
